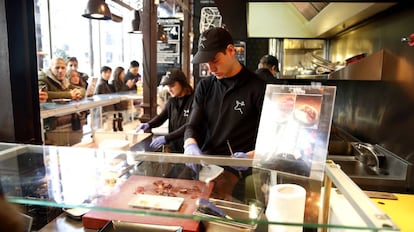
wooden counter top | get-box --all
[371,193,414,232]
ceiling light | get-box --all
[82,0,112,20]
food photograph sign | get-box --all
[254,85,336,181]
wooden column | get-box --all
[140,0,158,122]
[0,0,42,144]
[182,0,191,81]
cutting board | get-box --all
[82,175,214,232]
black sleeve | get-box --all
[184,80,207,142]
[147,100,170,128]
[164,123,187,142]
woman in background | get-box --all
[67,69,86,89]
[136,68,194,178]
[112,66,127,92]
[136,68,194,153]
[111,66,129,111]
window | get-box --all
[34,0,143,79]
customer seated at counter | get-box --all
[184,27,266,201]
[38,57,85,101]
[38,57,86,146]
[66,56,89,89]
[67,69,87,89]
[95,66,115,112]
[111,66,130,111]
[123,60,141,91]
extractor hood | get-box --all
[248,2,397,38]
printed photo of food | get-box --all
[293,95,322,128]
[270,93,296,124]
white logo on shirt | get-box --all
[234,100,245,114]
[184,109,190,117]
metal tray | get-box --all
[193,198,263,231]
[98,220,183,232]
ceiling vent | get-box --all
[292,2,329,21]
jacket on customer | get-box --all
[185,66,266,155]
[38,69,86,131]
[148,94,194,153]
[38,69,86,100]
[95,78,115,112]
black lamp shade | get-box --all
[129,10,142,34]
[82,0,112,20]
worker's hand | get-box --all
[150,136,166,149]
[136,123,150,132]
[184,143,202,173]
[231,152,250,171]
[184,143,202,155]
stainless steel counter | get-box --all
[40,91,142,119]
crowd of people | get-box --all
[38,58,144,145]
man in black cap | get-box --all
[184,27,266,200]
[256,54,280,83]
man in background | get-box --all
[255,54,280,83]
[123,60,141,91]
[38,57,86,145]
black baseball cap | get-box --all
[192,27,234,64]
[160,69,187,86]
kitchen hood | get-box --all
[248,2,397,38]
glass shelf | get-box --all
[0,142,400,231]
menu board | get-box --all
[254,85,336,181]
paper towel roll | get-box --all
[266,184,306,232]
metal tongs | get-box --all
[196,198,233,219]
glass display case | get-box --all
[0,142,400,231]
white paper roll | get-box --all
[266,184,306,232]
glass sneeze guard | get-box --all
[0,142,400,231]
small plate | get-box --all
[52,98,71,104]
[128,194,184,211]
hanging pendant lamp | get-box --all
[129,10,142,34]
[82,0,112,20]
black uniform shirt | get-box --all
[185,66,266,155]
[148,93,194,152]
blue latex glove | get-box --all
[184,143,202,155]
[231,152,249,171]
[136,123,150,132]
[184,143,202,173]
[150,136,166,149]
